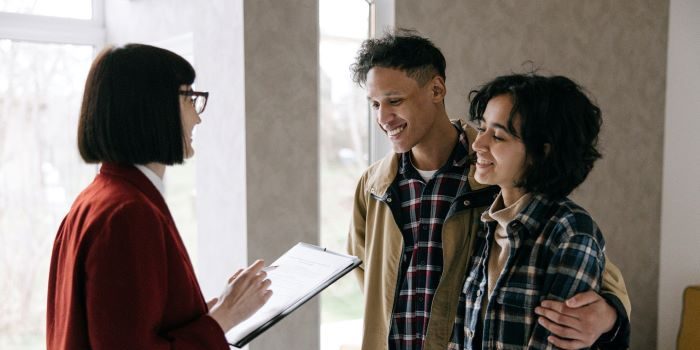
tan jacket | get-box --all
[347,120,631,350]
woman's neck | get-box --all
[501,186,527,207]
[144,162,166,179]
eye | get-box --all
[388,99,403,106]
[370,101,380,110]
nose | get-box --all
[195,113,202,125]
[376,104,394,127]
[471,131,488,152]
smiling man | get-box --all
[346,30,631,350]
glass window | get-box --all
[0,0,92,19]
[0,39,94,348]
[319,1,370,349]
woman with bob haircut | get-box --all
[47,44,271,349]
[451,74,613,349]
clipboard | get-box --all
[226,243,362,348]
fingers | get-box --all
[246,259,266,274]
[565,290,602,308]
[538,294,611,348]
[535,305,581,326]
[539,300,577,318]
[206,297,219,311]
[228,260,266,284]
[228,269,244,283]
[537,315,582,340]
[546,335,589,350]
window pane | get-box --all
[0,0,92,19]
[0,40,94,348]
[319,1,369,349]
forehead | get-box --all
[482,94,515,122]
[366,67,420,97]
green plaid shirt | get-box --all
[449,194,605,350]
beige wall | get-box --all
[244,0,320,349]
[394,1,668,348]
[659,0,700,348]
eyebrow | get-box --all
[366,91,403,100]
[472,119,518,137]
[490,123,509,132]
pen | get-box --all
[262,265,278,272]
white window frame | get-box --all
[0,0,105,47]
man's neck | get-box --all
[410,115,459,171]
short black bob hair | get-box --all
[351,29,446,87]
[78,43,195,165]
[469,74,603,199]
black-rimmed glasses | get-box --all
[179,90,209,114]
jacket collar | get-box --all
[367,119,491,197]
[98,162,169,211]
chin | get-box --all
[391,140,415,154]
[474,173,492,185]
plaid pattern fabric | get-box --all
[448,194,606,350]
[388,123,472,350]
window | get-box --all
[319,0,370,349]
[0,1,102,347]
[0,0,91,19]
[0,39,94,349]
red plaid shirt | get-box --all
[388,123,472,350]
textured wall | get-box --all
[395,1,668,348]
[659,0,700,347]
[244,0,320,349]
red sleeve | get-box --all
[84,201,228,350]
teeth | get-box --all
[387,125,405,136]
[477,158,492,165]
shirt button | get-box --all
[422,225,428,230]
[463,199,471,206]
[476,290,483,297]
[387,197,392,203]
[466,329,473,338]
[418,296,424,302]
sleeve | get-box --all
[84,201,228,350]
[595,258,631,349]
[346,173,368,292]
[527,216,606,350]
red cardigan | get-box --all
[47,163,228,350]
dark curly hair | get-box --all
[350,29,446,86]
[468,74,603,199]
